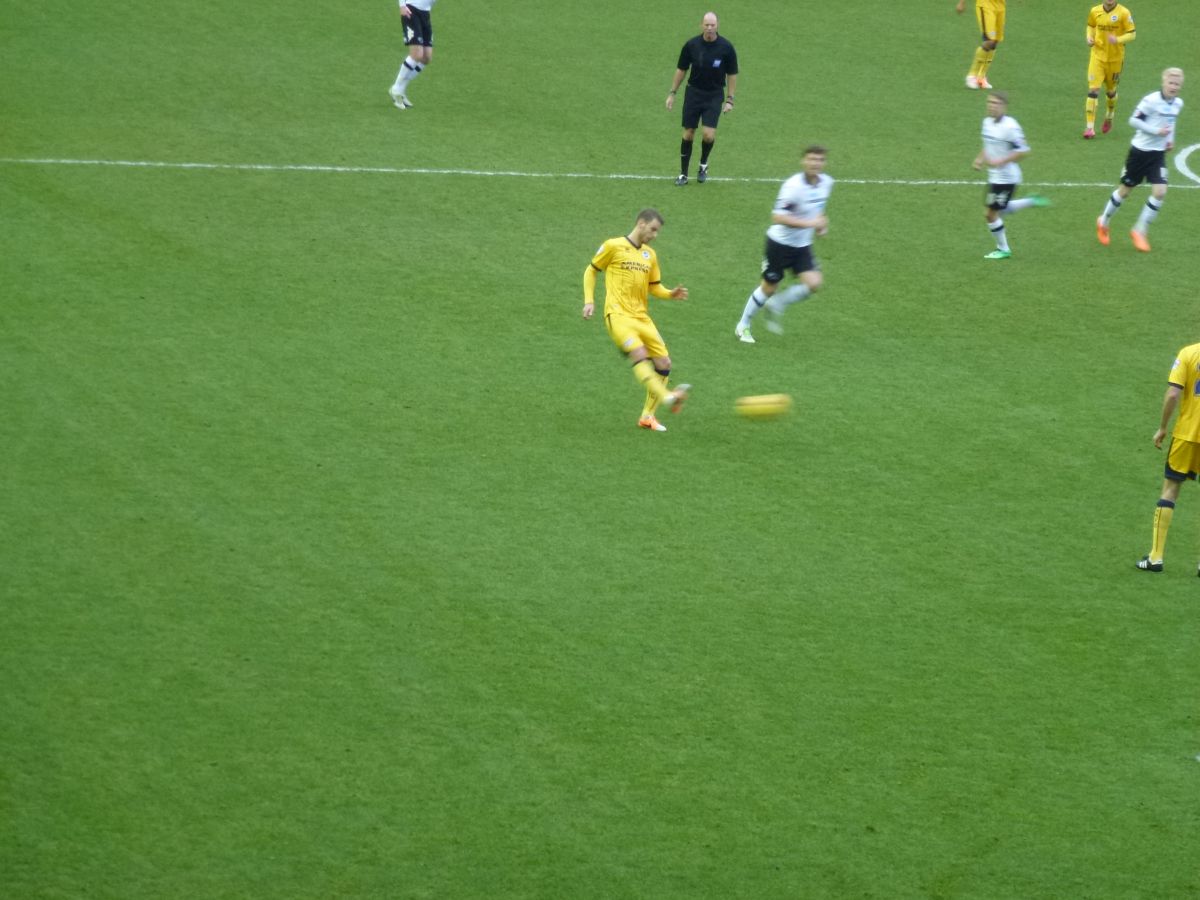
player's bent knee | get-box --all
[982,40,997,51]
[1087,90,1100,98]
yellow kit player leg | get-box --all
[1084,61,1115,138]
[605,312,676,431]
[958,0,1005,90]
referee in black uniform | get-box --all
[666,11,739,186]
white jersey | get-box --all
[765,172,834,248]
[981,114,1029,186]
[1130,91,1183,152]
[403,0,437,10]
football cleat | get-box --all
[1083,127,1095,139]
[664,383,691,413]
[1135,556,1163,573]
[389,88,412,109]
[1130,230,1151,253]
[965,75,980,90]
[984,249,1012,260]
[1102,118,1113,134]
[674,174,688,186]
[977,77,993,90]
[1096,217,1110,246]
[734,325,756,344]
[1028,194,1051,208]
[638,415,667,432]
[697,164,708,184]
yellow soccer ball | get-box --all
[735,393,793,419]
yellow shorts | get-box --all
[605,311,667,359]
[976,4,1005,43]
[1087,57,1123,93]
[1166,438,1200,481]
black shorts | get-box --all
[681,86,723,130]
[1121,146,1168,187]
[762,238,817,284]
[985,183,1017,211]
[402,8,433,47]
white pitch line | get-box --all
[1,155,1198,189]
[1176,144,1200,186]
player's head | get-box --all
[1102,0,1117,9]
[701,12,719,40]
[802,145,827,176]
[1162,68,1184,99]
[986,91,1008,118]
[632,209,664,243]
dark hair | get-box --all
[803,145,828,157]
[988,91,1008,105]
[636,208,664,226]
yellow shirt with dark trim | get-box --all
[976,0,1005,12]
[1088,3,1134,64]
[1168,343,1200,442]
[590,237,662,319]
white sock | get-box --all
[1134,197,1162,232]
[770,283,812,311]
[1101,191,1122,225]
[394,56,423,91]
[1005,198,1035,213]
[738,287,769,328]
[989,220,1009,252]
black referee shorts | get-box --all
[681,86,723,130]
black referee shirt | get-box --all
[677,34,738,92]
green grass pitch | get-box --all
[3,0,1200,896]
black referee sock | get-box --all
[699,140,714,167]
[680,139,694,176]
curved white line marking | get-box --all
[1176,144,1200,185]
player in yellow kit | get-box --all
[583,209,691,432]
[1136,341,1200,573]
[956,0,1006,90]
[1084,0,1136,138]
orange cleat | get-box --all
[1130,230,1151,253]
[1101,118,1113,134]
[977,77,993,90]
[638,415,667,432]
[1096,217,1110,246]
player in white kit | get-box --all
[390,0,439,110]
[972,91,1049,260]
[734,146,833,344]
[1096,67,1185,253]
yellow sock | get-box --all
[978,49,995,79]
[642,372,668,417]
[1085,96,1098,128]
[632,359,669,406]
[1106,95,1118,119]
[969,47,987,77]
[1150,501,1174,562]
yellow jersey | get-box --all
[1087,3,1135,64]
[976,0,1005,11]
[1168,343,1200,442]
[589,237,662,319]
